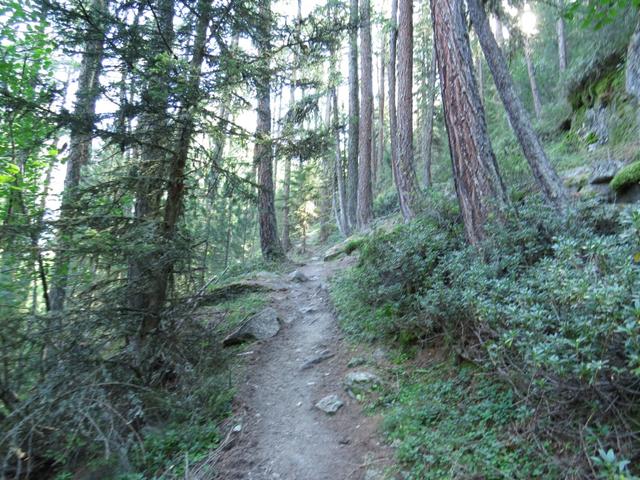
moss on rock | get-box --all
[610,160,640,191]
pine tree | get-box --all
[254,0,285,261]
[395,0,421,221]
[467,0,569,210]
[356,0,373,229]
[431,0,509,244]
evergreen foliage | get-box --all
[332,197,640,476]
[2,0,640,476]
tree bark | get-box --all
[421,50,437,189]
[388,0,399,199]
[371,97,377,188]
[557,0,567,72]
[356,0,373,229]
[329,3,349,237]
[467,0,569,210]
[254,0,285,261]
[49,0,107,312]
[281,81,293,252]
[127,0,175,350]
[523,37,542,120]
[394,0,421,222]
[282,0,302,251]
[332,89,349,235]
[431,0,508,245]
[253,0,284,261]
[476,41,484,104]
[320,91,333,241]
[377,31,385,189]
[347,0,359,230]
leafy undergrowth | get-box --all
[48,289,267,480]
[198,292,268,335]
[380,362,557,479]
[127,293,268,478]
[331,194,640,478]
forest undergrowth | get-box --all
[331,194,640,479]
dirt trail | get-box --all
[211,255,391,480]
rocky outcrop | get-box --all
[201,281,275,306]
[324,241,351,262]
[579,183,615,202]
[590,159,624,184]
[562,165,590,191]
[626,21,640,101]
[562,160,640,204]
[584,106,610,148]
[222,307,282,346]
[617,183,640,203]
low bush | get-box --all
[381,362,559,479]
[373,188,400,217]
[331,197,640,477]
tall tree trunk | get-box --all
[557,0,567,72]
[523,37,543,120]
[467,0,569,210]
[223,201,233,269]
[282,0,302,251]
[333,90,349,235]
[49,0,107,312]
[431,0,508,245]
[273,90,282,191]
[127,0,175,353]
[281,81,294,252]
[421,50,437,189]
[394,0,421,222]
[371,100,377,187]
[154,0,212,313]
[135,0,214,350]
[255,0,285,261]
[346,0,359,230]
[356,0,373,229]
[388,0,399,199]
[329,3,349,237]
[377,31,385,189]
[319,93,333,241]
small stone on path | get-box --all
[301,349,334,370]
[344,371,382,397]
[315,394,344,414]
[288,270,309,282]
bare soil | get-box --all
[207,255,393,480]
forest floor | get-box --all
[207,251,394,480]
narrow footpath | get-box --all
[207,254,392,480]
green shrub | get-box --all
[373,188,400,217]
[331,198,640,476]
[331,196,464,342]
[381,363,559,479]
[610,161,640,191]
[134,422,220,477]
[343,237,365,255]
